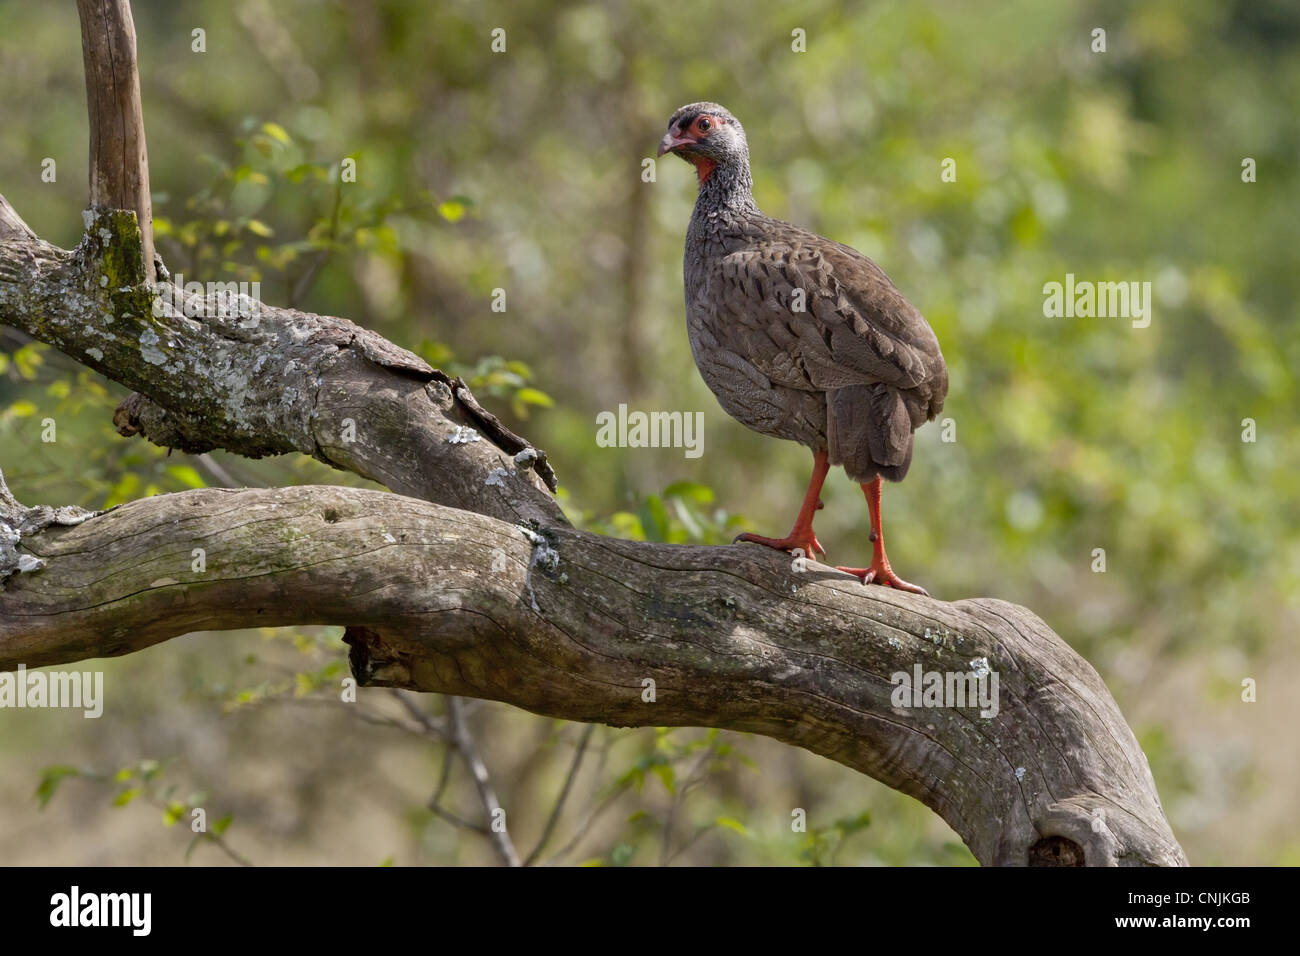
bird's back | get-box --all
[684,205,947,480]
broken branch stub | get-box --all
[77,0,155,282]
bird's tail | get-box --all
[826,384,914,483]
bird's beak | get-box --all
[658,131,694,156]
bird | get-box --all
[659,102,948,594]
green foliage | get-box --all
[569,479,748,545]
[799,811,872,866]
[34,766,80,809]
[424,350,556,419]
[36,759,246,865]
[3,0,1296,866]
[222,628,348,711]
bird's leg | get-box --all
[734,449,829,560]
[836,477,928,595]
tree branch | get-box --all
[524,724,594,866]
[77,0,155,283]
[0,478,1187,866]
[0,199,560,526]
[447,696,521,866]
[0,194,37,241]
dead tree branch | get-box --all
[0,478,1187,866]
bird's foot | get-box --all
[835,562,928,595]
[734,528,826,561]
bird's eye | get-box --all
[697,117,711,132]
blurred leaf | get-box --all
[714,816,751,838]
[609,843,636,866]
[438,200,466,222]
[663,481,715,505]
[516,387,554,408]
[261,121,292,145]
[35,766,80,809]
[165,465,206,489]
[651,762,675,794]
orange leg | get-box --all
[734,449,829,561]
[836,477,928,595]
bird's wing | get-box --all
[711,220,943,393]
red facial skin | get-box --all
[692,156,717,184]
[686,114,718,183]
[662,113,724,183]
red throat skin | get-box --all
[691,156,717,184]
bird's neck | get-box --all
[692,158,758,219]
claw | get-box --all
[835,563,928,595]
[735,529,826,560]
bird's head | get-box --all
[658,102,749,184]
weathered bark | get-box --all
[0,0,1189,867]
[77,0,155,283]
[0,194,37,241]
[0,207,560,528]
[0,479,1187,867]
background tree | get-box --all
[0,0,1296,866]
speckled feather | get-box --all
[670,103,948,483]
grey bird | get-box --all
[659,102,948,593]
